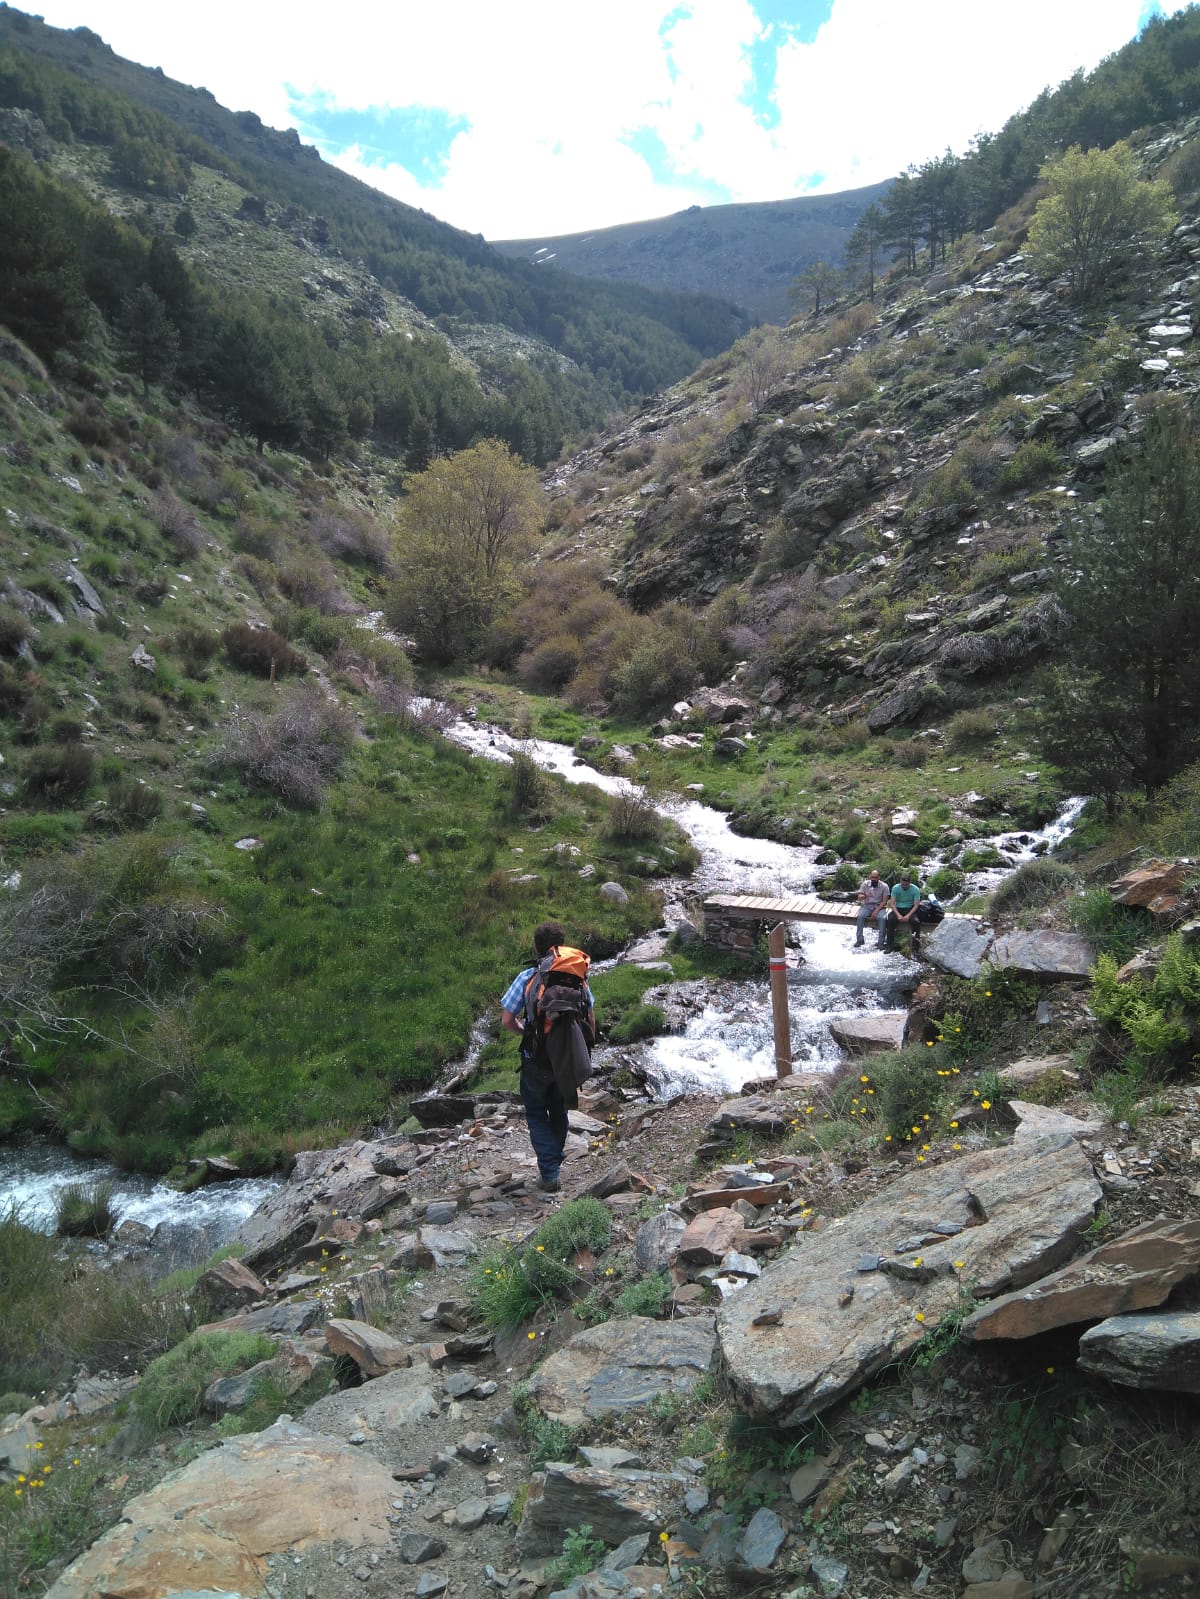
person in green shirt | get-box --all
[886,870,923,955]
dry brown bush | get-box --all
[219,683,357,808]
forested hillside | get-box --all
[0,4,747,465]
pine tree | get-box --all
[1040,399,1200,799]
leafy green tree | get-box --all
[788,260,843,316]
[1040,398,1200,799]
[880,170,920,272]
[385,440,544,662]
[1026,142,1176,302]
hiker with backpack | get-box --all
[500,920,595,1194]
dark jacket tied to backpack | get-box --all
[521,947,594,1110]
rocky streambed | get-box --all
[19,1067,1200,1599]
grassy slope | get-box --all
[0,339,678,1169]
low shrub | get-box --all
[615,1270,673,1318]
[0,606,32,658]
[150,489,205,556]
[872,1047,948,1145]
[995,439,1060,492]
[545,1526,606,1588]
[276,562,352,615]
[134,1328,277,1430]
[508,750,552,819]
[1068,889,1145,961]
[470,1198,613,1329]
[892,738,929,767]
[519,633,584,693]
[926,866,965,898]
[222,622,307,678]
[171,626,220,677]
[600,786,661,843]
[219,684,357,809]
[945,707,997,749]
[23,744,94,805]
[103,775,164,829]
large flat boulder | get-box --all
[963,1217,1200,1340]
[1078,1309,1200,1392]
[524,1316,716,1428]
[924,918,995,979]
[828,1013,908,1053]
[987,931,1095,980]
[717,1136,1100,1423]
[302,1362,440,1448]
[44,1418,397,1598]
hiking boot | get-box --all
[538,1175,561,1194]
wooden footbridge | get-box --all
[701,891,966,956]
[705,892,863,927]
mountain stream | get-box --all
[0,716,1082,1245]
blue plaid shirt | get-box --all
[501,966,594,1020]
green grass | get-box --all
[133,1329,277,1430]
[470,1198,613,1329]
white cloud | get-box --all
[28,0,1195,236]
[768,0,1178,194]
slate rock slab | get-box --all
[924,917,995,979]
[987,930,1096,979]
[302,1362,439,1449]
[517,1462,690,1556]
[718,1135,1100,1423]
[1078,1308,1200,1392]
[43,1419,396,1598]
[525,1316,716,1428]
[963,1217,1200,1340]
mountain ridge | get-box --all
[493,180,893,323]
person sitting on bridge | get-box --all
[885,870,924,955]
[853,868,889,950]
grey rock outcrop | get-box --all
[524,1316,716,1427]
[987,930,1096,979]
[962,1217,1200,1341]
[1078,1308,1200,1392]
[717,1135,1100,1422]
[517,1461,691,1556]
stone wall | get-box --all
[702,904,763,959]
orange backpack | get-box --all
[522,945,591,1037]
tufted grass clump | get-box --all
[134,1329,277,1430]
[608,1003,667,1044]
[470,1198,613,1330]
[989,857,1077,921]
[54,1181,117,1239]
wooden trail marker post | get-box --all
[768,922,792,1078]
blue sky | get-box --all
[32,1,1190,238]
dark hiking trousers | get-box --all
[520,1058,568,1181]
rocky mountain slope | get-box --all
[493,182,892,324]
[536,116,1200,767]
